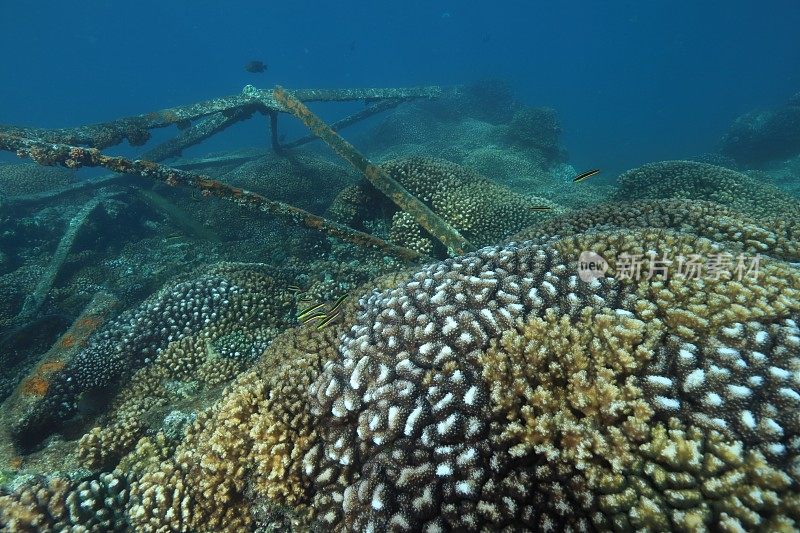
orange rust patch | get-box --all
[21,376,49,397]
[77,315,102,330]
[60,334,77,349]
[38,360,65,375]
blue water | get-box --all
[1,1,799,175]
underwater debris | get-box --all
[281,98,406,150]
[0,131,423,262]
[572,168,600,182]
[13,195,112,326]
[273,85,475,256]
[244,60,267,73]
[0,84,448,151]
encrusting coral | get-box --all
[615,160,800,223]
[510,198,800,262]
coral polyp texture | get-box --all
[0,163,77,198]
[309,229,800,531]
[10,262,293,450]
[615,160,800,223]
[509,198,800,262]
[1,230,799,531]
[330,156,559,256]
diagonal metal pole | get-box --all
[273,85,475,256]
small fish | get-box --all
[299,296,314,302]
[301,312,328,324]
[298,302,326,319]
[327,295,348,315]
[287,285,303,292]
[316,310,342,330]
[244,60,267,73]
[530,205,552,211]
[573,169,600,183]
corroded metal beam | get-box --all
[273,86,475,256]
[0,85,449,150]
[282,98,405,150]
[0,132,424,262]
[140,107,255,162]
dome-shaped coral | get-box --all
[309,228,800,530]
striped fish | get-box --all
[572,169,600,182]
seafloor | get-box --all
[0,83,799,531]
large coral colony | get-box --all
[1,89,800,532]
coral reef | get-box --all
[0,163,76,199]
[218,151,360,214]
[10,263,294,450]
[509,198,800,262]
[1,229,798,530]
[501,106,566,161]
[330,157,559,257]
[615,160,800,222]
[310,228,800,530]
[0,472,128,532]
[721,93,800,167]
[121,271,409,532]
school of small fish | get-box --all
[288,285,347,329]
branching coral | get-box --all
[0,472,128,532]
[123,271,410,532]
[3,229,798,531]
